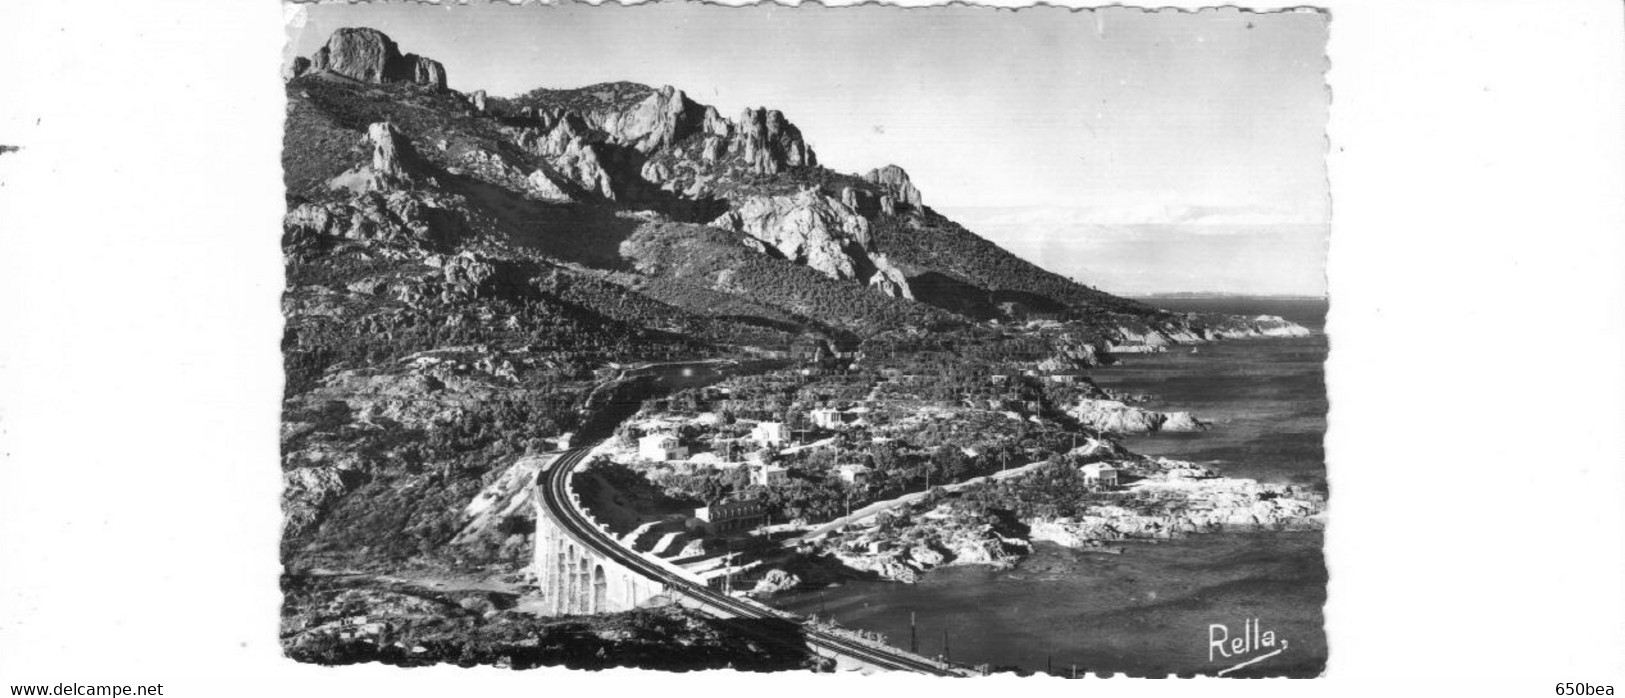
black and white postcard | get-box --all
[1,0,1622,695]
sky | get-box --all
[287,2,1329,296]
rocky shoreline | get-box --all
[1066,398,1208,434]
[790,458,1324,585]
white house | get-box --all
[751,463,790,487]
[836,463,872,485]
[751,421,788,447]
[638,433,687,462]
[810,408,846,430]
[1080,462,1120,487]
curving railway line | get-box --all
[538,446,969,676]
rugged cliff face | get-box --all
[279,26,1311,578]
[284,26,1308,339]
[710,189,915,300]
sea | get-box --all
[767,297,1329,677]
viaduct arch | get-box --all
[532,451,677,616]
[529,448,970,675]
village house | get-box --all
[695,499,766,534]
[809,407,867,430]
[751,463,790,486]
[1080,462,1120,487]
[638,433,688,462]
[751,421,788,446]
[836,463,872,485]
[809,408,845,430]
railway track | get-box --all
[539,446,967,676]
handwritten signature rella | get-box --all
[1208,618,1288,676]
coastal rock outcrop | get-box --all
[1160,412,1206,432]
[824,507,1027,582]
[1066,399,1208,434]
[809,460,1323,584]
[1028,470,1324,546]
[1108,323,1204,351]
[1108,314,1312,353]
[1205,314,1314,339]
[299,27,447,89]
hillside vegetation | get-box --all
[278,27,1309,671]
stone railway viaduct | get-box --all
[529,447,970,675]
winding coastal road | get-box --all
[539,446,969,676]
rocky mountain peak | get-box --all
[733,107,817,175]
[864,164,922,207]
[602,85,710,154]
[292,27,447,90]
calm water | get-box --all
[1099,297,1329,491]
[768,298,1328,677]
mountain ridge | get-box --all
[284,28,1180,330]
[278,26,1311,576]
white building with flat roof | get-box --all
[638,433,687,462]
[836,463,872,485]
[1080,462,1120,487]
[751,421,788,447]
[810,408,845,430]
